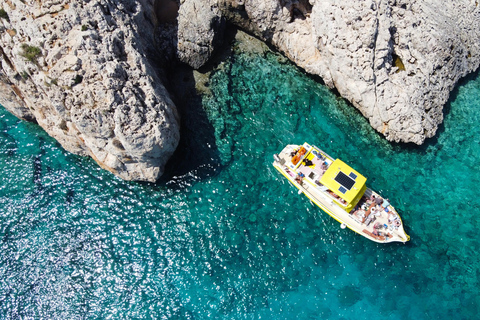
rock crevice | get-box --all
[1,0,480,181]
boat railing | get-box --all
[302,180,335,206]
[303,177,350,210]
[364,188,373,199]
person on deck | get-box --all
[295,172,305,184]
[303,159,314,167]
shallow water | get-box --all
[1,37,479,319]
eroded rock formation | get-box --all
[1,0,480,181]
[0,0,179,182]
[178,0,480,144]
[177,0,225,69]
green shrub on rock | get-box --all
[20,44,42,63]
[0,8,9,22]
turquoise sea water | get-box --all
[1,39,479,319]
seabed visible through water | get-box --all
[0,31,479,319]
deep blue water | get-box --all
[1,38,479,319]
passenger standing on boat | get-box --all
[295,172,305,184]
[371,195,383,205]
[321,162,328,170]
[303,159,314,167]
[365,214,375,226]
[388,212,396,223]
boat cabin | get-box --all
[288,144,367,212]
[319,159,366,212]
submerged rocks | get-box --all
[0,0,179,182]
[1,0,479,181]
[180,0,480,144]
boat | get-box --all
[272,142,410,243]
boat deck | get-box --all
[274,144,409,243]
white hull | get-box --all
[273,143,410,243]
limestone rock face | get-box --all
[177,0,225,69]
[308,0,480,144]
[183,0,480,144]
[2,0,479,184]
[0,0,180,182]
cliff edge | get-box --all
[0,0,179,182]
[2,0,480,182]
[178,0,480,144]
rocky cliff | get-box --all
[0,0,179,182]
[178,0,480,144]
[1,0,480,182]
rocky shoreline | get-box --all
[0,0,180,182]
[1,0,479,181]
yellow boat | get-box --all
[273,142,410,243]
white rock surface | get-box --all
[2,0,479,184]
[181,0,480,144]
[0,0,180,182]
[177,0,225,69]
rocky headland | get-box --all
[0,0,180,182]
[185,0,480,145]
[1,0,479,181]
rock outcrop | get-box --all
[177,0,225,69]
[2,0,480,181]
[179,0,480,144]
[0,0,180,182]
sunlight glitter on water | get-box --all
[1,34,480,318]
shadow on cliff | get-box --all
[159,62,224,187]
[138,1,230,188]
[159,29,243,188]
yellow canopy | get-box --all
[319,159,367,204]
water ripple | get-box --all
[1,46,480,319]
